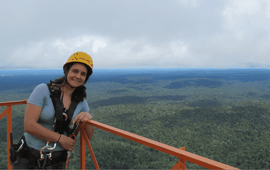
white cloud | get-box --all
[2,0,270,69]
[5,35,108,69]
[222,0,269,34]
[92,40,107,52]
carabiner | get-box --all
[47,143,57,151]
[67,151,74,159]
[39,142,57,160]
[47,152,53,160]
[63,113,68,121]
[17,139,24,152]
[40,152,53,162]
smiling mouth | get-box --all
[72,79,81,83]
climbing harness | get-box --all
[36,81,79,169]
[31,80,80,169]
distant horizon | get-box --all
[1,67,270,71]
[1,66,270,92]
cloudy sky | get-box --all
[1,0,270,69]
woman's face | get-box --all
[67,63,88,88]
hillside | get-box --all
[1,71,270,169]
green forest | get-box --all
[1,76,270,169]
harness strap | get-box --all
[63,101,79,136]
[40,154,48,169]
[47,81,64,133]
[47,81,79,135]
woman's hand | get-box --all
[73,112,92,125]
[58,135,76,151]
[73,112,94,139]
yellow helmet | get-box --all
[63,52,93,82]
[64,52,93,70]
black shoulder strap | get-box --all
[47,81,64,133]
[62,101,79,135]
[47,81,78,135]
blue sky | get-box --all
[1,0,270,69]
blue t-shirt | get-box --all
[24,83,90,151]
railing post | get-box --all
[6,106,12,169]
[81,128,100,169]
[171,147,187,170]
[80,129,86,169]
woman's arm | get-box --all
[24,103,76,151]
[73,112,94,139]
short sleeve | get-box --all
[82,99,90,112]
[27,84,49,108]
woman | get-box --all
[13,52,95,169]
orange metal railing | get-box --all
[0,100,28,169]
[0,100,239,170]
